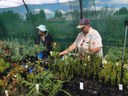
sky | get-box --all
[0,2,71,19]
[0,0,128,9]
[0,0,128,8]
[0,0,128,19]
[95,0,128,5]
[0,0,75,8]
[95,0,128,7]
[81,0,128,11]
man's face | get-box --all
[81,25,89,33]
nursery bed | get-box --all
[58,77,128,96]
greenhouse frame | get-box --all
[0,0,128,95]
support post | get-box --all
[119,20,128,90]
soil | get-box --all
[58,77,128,96]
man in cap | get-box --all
[35,24,53,59]
[59,18,103,57]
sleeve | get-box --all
[92,32,103,48]
[45,35,53,51]
[73,32,82,46]
[35,35,40,45]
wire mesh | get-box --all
[0,0,128,53]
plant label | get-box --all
[119,84,123,90]
[25,65,28,68]
[5,90,8,96]
[80,82,84,90]
[36,84,39,94]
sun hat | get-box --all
[77,18,90,29]
[36,25,47,32]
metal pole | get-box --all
[120,20,128,90]
[79,0,83,19]
[22,0,37,36]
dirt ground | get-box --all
[59,77,128,96]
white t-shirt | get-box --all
[74,27,103,57]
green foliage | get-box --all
[0,2,128,95]
[0,43,70,96]
[50,54,79,81]
[114,7,128,15]
[0,58,10,73]
[0,59,70,96]
[22,71,67,96]
[104,47,128,63]
[55,10,63,18]
[99,62,121,85]
[82,53,102,79]
[99,46,128,86]
[1,39,128,95]
[50,52,102,81]
[123,64,128,85]
[50,48,128,87]
[1,39,45,61]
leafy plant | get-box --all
[22,71,70,96]
[0,58,10,73]
[104,47,128,63]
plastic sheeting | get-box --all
[0,0,128,52]
[0,0,75,8]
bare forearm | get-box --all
[60,43,77,56]
[90,47,101,53]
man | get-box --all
[35,24,53,59]
[59,18,103,57]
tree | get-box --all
[114,7,128,15]
[0,11,24,38]
[0,15,8,39]
[25,9,46,25]
[55,10,63,18]
[40,10,46,20]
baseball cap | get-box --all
[77,18,90,29]
[36,25,47,32]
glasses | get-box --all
[80,39,85,46]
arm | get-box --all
[89,31,102,54]
[59,43,77,56]
[45,35,53,51]
[89,47,101,54]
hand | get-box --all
[59,51,68,56]
[88,47,93,52]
